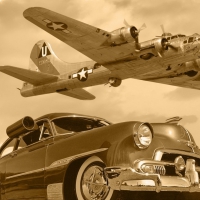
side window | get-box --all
[21,129,41,146]
[183,40,188,44]
[39,121,52,140]
[178,34,185,38]
[0,138,17,157]
[53,117,97,134]
[17,120,52,148]
[188,37,194,43]
[52,117,111,135]
[171,35,178,39]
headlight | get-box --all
[133,123,153,149]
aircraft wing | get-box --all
[142,72,200,90]
[0,66,58,86]
[23,7,134,64]
[57,88,95,100]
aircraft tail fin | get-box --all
[29,40,69,75]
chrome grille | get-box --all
[154,150,200,176]
[154,165,166,175]
[162,153,200,167]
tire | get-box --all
[75,156,119,200]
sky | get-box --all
[1,0,200,146]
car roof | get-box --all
[35,113,110,122]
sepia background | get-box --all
[1,0,200,145]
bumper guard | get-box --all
[104,159,200,193]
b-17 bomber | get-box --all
[1,7,200,100]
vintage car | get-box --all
[0,113,200,200]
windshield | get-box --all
[52,117,110,134]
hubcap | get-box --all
[81,165,110,200]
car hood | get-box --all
[152,123,200,154]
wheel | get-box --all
[75,156,118,200]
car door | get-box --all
[0,138,18,200]
[4,119,54,200]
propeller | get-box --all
[124,19,146,51]
[124,19,146,34]
[158,25,178,51]
[156,24,172,37]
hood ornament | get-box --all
[166,116,182,124]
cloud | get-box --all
[106,0,133,8]
[164,88,200,101]
[179,115,198,125]
[122,113,168,123]
[1,0,200,148]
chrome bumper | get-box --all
[104,159,200,193]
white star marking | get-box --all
[48,23,65,30]
[78,68,87,80]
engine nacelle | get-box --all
[110,26,138,45]
[153,38,168,55]
[108,77,122,87]
[185,59,200,71]
[140,38,168,57]
[6,116,38,138]
[175,59,200,76]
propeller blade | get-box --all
[139,23,147,32]
[160,24,165,34]
[124,20,146,32]
[124,19,130,27]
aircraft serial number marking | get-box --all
[39,59,50,65]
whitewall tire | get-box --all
[75,156,116,200]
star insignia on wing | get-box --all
[46,22,68,31]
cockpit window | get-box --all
[178,34,186,38]
[171,35,178,39]
[183,40,188,44]
[188,37,194,43]
[52,117,110,134]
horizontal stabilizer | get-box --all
[57,88,95,100]
[0,65,58,85]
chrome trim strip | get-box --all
[154,149,200,161]
[6,168,44,180]
[6,149,108,180]
[182,126,195,153]
[47,148,108,169]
